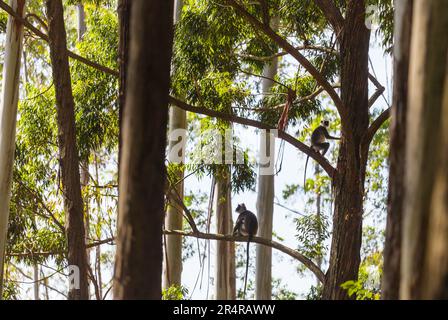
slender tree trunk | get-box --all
[255,52,278,300]
[33,264,39,299]
[315,163,323,285]
[381,0,413,300]
[214,169,236,299]
[0,0,26,298]
[113,0,174,299]
[94,155,103,299]
[323,0,370,300]
[46,0,89,300]
[76,3,86,41]
[117,0,131,179]
[400,0,448,299]
[76,3,91,298]
[163,0,185,290]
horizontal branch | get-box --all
[169,96,337,178]
[165,229,325,283]
[238,45,338,62]
[8,230,325,283]
[7,237,115,259]
[227,0,345,118]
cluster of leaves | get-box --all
[295,213,329,263]
[162,284,189,300]
[368,0,394,52]
[71,4,119,160]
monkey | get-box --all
[303,120,340,189]
[233,203,258,299]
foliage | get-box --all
[272,278,297,300]
[162,285,189,300]
[295,213,329,262]
[305,284,323,300]
[340,227,383,300]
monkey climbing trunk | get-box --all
[0,0,27,298]
[322,1,370,300]
[214,170,236,300]
[46,0,89,300]
[163,0,185,291]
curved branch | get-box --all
[169,96,337,178]
[368,74,386,108]
[165,229,325,283]
[363,107,391,149]
[226,0,345,118]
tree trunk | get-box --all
[76,3,91,298]
[381,0,413,300]
[117,0,131,182]
[322,0,370,300]
[113,0,174,299]
[46,0,89,300]
[163,0,185,291]
[215,169,236,299]
[400,0,448,299]
[76,3,86,41]
[315,163,323,285]
[0,0,26,297]
[255,53,278,300]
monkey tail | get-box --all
[304,154,310,192]
[243,237,251,299]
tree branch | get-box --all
[237,45,338,62]
[368,74,386,108]
[169,96,337,178]
[227,0,345,118]
[0,0,119,78]
[364,107,391,148]
[314,0,344,36]
[165,229,325,283]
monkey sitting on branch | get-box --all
[233,203,258,299]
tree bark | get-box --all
[46,0,89,300]
[76,3,86,41]
[400,0,448,300]
[0,0,26,298]
[76,2,92,298]
[117,0,131,183]
[381,0,413,300]
[215,169,236,300]
[322,0,370,300]
[315,163,323,285]
[163,0,185,291]
[113,0,174,300]
[255,51,278,300]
